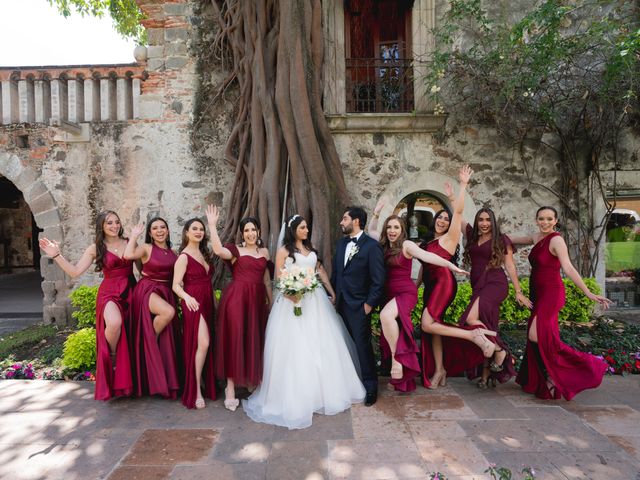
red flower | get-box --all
[607,349,614,354]
[604,355,615,364]
[635,359,640,370]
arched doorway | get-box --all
[393,190,448,242]
[0,175,43,333]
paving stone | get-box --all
[399,394,478,421]
[406,419,468,440]
[415,437,489,476]
[544,451,640,479]
[170,462,267,480]
[0,410,60,445]
[121,429,218,466]
[210,422,275,464]
[329,462,429,479]
[0,442,76,480]
[266,441,329,480]
[271,409,353,442]
[606,435,640,463]
[560,404,640,437]
[483,451,569,480]
[107,465,173,480]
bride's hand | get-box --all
[285,293,302,304]
[328,293,336,305]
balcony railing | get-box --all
[345,58,414,113]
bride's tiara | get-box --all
[287,214,301,228]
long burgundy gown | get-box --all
[420,240,485,386]
[458,225,516,383]
[130,245,180,399]
[179,253,216,409]
[516,232,607,400]
[94,250,135,401]
[215,244,269,386]
[380,252,420,392]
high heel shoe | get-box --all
[427,370,447,390]
[471,329,496,358]
[195,398,206,409]
[224,399,240,412]
[489,347,506,372]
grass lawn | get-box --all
[606,242,640,272]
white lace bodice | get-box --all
[284,251,317,269]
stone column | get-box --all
[116,77,132,120]
[100,77,117,121]
[34,79,51,123]
[67,78,84,123]
[1,80,19,124]
[412,0,436,112]
[18,79,35,123]
[83,78,99,122]
[50,78,68,121]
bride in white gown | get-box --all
[243,214,365,429]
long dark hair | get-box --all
[239,216,264,248]
[463,207,505,269]
[179,218,213,264]
[145,217,172,248]
[423,207,460,265]
[94,210,124,272]
[283,214,317,261]
[536,206,560,230]
[379,215,407,257]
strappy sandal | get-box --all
[471,329,496,358]
[477,379,488,389]
[489,347,506,372]
[428,370,447,390]
[224,399,240,412]
[195,398,206,410]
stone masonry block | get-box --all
[164,3,191,16]
[24,180,48,203]
[29,192,57,215]
[12,166,39,192]
[34,208,62,229]
[165,57,189,70]
[43,305,68,325]
[0,153,23,181]
[147,58,165,71]
[138,97,163,119]
[147,28,165,45]
[165,28,189,42]
[166,43,187,56]
[147,46,165,58]
[42,225,64,242]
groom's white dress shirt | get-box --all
[344,231,363,266]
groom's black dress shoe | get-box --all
[364,392,377,407]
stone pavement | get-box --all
[1,376,639,480]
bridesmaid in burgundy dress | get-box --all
[172,218,216,409]
[125,218,180,399]
[369,214,468,392]
[39,210,134,400]
[416,166,497,389]
[460,208,531,388]
[514,207,610,399]
[206,205,272,411]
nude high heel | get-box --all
[471,329,496,358]
[427,370,447,390]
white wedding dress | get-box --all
[243,252,366,429]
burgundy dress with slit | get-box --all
[94,250,135,401]
[419,240,485,386]
[215,244,269,386]
[179,253,216,409]
[516,232,607,400]
[458,225,516,383]
[380,252,420,392]
[130,245,180,399]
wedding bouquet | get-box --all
[276,264,320,316]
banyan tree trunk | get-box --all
[211,0,350,273]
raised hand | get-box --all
[444,181,454,200]
[130,222,145,239]
[459,164,473,184]
[39,237,61,257]
[206,204,220,229]
[374,195,389,217]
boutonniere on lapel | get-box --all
[347,245,360,263]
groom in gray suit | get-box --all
[331,206,385,406]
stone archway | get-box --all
[375,169,478,225]
[0,152,68,324]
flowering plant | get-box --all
[276,263,320,316]
[2,362,35,380]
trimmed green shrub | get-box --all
[69,285,99,328]
[62,328,96,371]
[371,276,600,339]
